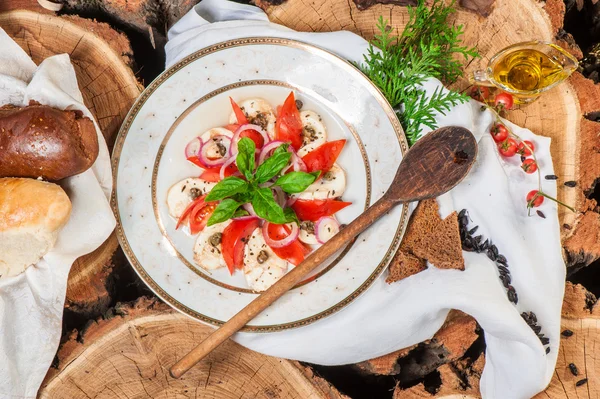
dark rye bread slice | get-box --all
[387,199,464,283]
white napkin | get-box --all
[166,2,564,398]
[0,29,116,398]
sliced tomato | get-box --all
[230,98,248,125]
[187,156,204,168]
[301,139,346,174]
[275,92,303,150]
[240,129,265,149]
[222,218,260,274]
[175,194,216,234]
[265,224,310,266]
[189,202,217,235]
[199,164,238,182]
[224,123,239,133]
[291,199,351,222]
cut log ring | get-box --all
[259,0,600,270]
[0,10,143,317]
[39,297,349,399]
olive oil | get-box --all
[492,49,566,92]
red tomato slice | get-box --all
[224,123,239,133]
[222,219,260,275]
[230,98,248,125]
[265,224,310,266]
[176,195,207,230]
[199,164,238,182]
[240,129,264,149]
[187,156,204,168]
[291,199,352,222]
[189,202,217,235]
[301,139,346,174]
[275,92,303,150]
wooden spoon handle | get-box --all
[169,196,396,378]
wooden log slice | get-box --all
[258,0,600,270]
[0,10,143,318]
[39,297,348,399]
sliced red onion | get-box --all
[315,216,340,244]
[272,185,286,208]
[232,214,256,221]
[292,153,307,172]
[242,203,257,217]
[262,222,299,248]
[185,137,202,159]
[286,196,298,207]
[230,124,270,156]
[258,140,287,164]
[219,156,237,181]
[198,140,228,167]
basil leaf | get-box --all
[273,143,289,155]
[252,187,287,224]
[236,137,256,180]
[233,190,254,204]
[255,148,292,184]
[207,199,242,226]
[283,207,300,225]
[232,208,249,219]
[205,176,248,202]
[275,171,320,194]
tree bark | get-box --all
[40,297,349,399]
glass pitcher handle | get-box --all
[469,69,495,87]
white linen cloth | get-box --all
[168,2,565,398]
[0,30,116,398]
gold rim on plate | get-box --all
[111,37,410,332]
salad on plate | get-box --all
[166,92,351,291]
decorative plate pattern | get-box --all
[112,37,409,332]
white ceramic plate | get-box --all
[112,38,409,332]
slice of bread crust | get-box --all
[387,199,464,284]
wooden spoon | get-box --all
[170,126,478,378]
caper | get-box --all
[257,250,269,264]
[209,233,222,247]
[300,221,315,234]
[189,187,201,199]
[216,141,227,157]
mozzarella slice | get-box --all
[199,127,233,160]
[243,228,288,292]
[294,164,346,200]
[193,221,230,270]
[297,110,327,157]
[166,178,216,218]
[229,98,276,139]
[298,220,319,245]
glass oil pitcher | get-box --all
[471,41,578,104]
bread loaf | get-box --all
[0,178,72,277]
[0,104,98,181]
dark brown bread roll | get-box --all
[0,104,98,181]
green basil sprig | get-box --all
[206,137,319,226]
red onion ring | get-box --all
[258,140,287,164]
[262,222,299,248]
[185,137,202,159]
[271,185,286,208]
[219,156,237,181]
[242,203,257,217]
[285,196,298,207]
[315,216,340,244]
[230,124,270,156]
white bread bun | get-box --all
[0,178,71,277]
